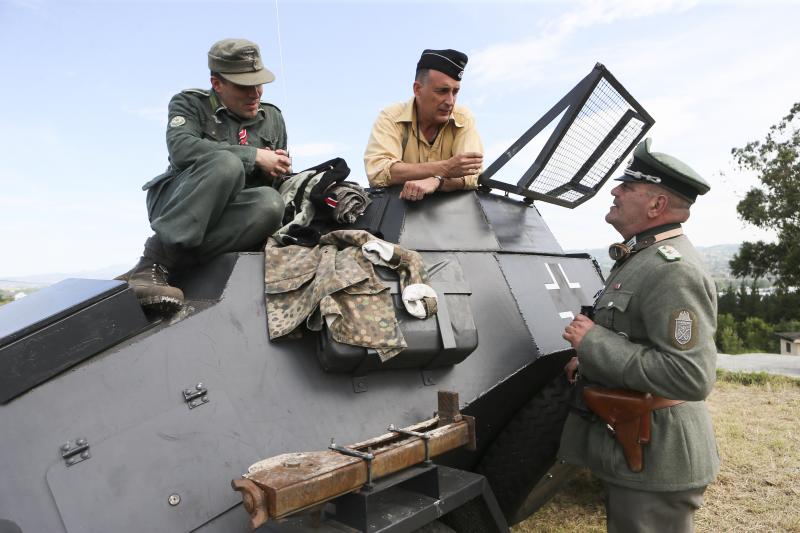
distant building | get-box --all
[13,292,26,301]
[775,332,800,356]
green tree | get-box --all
[716,313,745,354]
[730,102,800,287]
[738,316,775,352]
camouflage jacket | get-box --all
[559,229,720,491]
[265,230,432,361]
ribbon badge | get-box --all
[238,129,248,145]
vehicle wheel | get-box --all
[440,497,502,533]
[476,373,576,525]
[413,519,456,532]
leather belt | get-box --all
[651,396,684,409]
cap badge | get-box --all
[169,116,186,128]
[458,71,463,79]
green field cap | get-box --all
[208,38,275,86]
[616,138,710,202]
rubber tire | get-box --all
[440,497,501,533]
[413,520,457,533]
[476,373,575,525]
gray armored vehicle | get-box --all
[0,64,652,533]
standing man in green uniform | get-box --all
[559,139,719,532]
[124,38,290,310]
[364,49,484,202]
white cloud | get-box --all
[470,0,698,89]
[122,92,173,124]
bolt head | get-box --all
[61,443,71,451]
[168,494,181,506]
[196,382,204,390]
[81,451,90,459]
[76,438,87,446]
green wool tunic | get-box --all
[141,89,287,259]
[558,229,720,492]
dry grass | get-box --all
[514,371,800,533]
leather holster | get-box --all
[582,387,683,472]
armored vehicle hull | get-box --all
[0,189,604,532]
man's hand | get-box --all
[441,152,483,179]
[563,313,595,349]
[400,176,439,201]
[564,356,579,384]
[255,148,292,177]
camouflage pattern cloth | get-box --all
[265,229,434,361]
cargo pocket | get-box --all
[593,290,633,331]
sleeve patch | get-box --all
[169,116,186,128]
[657,245,682,261]
[670,308,698,350]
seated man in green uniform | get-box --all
[124,38,290,310]
[364,49,484,202]
[560,139,719,532]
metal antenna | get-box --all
[273,0,289,111]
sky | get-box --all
[1,0,798,278]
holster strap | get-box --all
[651,396,684,409]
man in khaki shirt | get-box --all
[364,49,483,202]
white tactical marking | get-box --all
[558,264,581,289]
[559,311,575,319]
[544,264,559,290]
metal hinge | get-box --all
[183,382,209,409]
[61,438,90,467]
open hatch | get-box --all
[479,63,655,208]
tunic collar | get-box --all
[210,89,266,121]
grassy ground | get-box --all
[514,371,800,533]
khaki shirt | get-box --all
[363,98,483,188]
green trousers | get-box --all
[146,151,284,265]
[605,482,706,533]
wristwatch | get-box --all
[433,175,444,191]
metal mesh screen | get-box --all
[528,77,648,204]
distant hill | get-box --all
[0,263,132,291]
[0,245,743,291]
[571,243,740,281]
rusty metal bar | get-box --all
[232,391,474,529]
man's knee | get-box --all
[195,151,246,191]
[251,187,286,235]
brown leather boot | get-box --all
[125,257,184,311]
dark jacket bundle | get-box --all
[274,158,371,246]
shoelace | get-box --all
[150,264,170,285]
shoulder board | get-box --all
[657,244,682,262]
[260,101,282,113]
[181,88,210,97]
